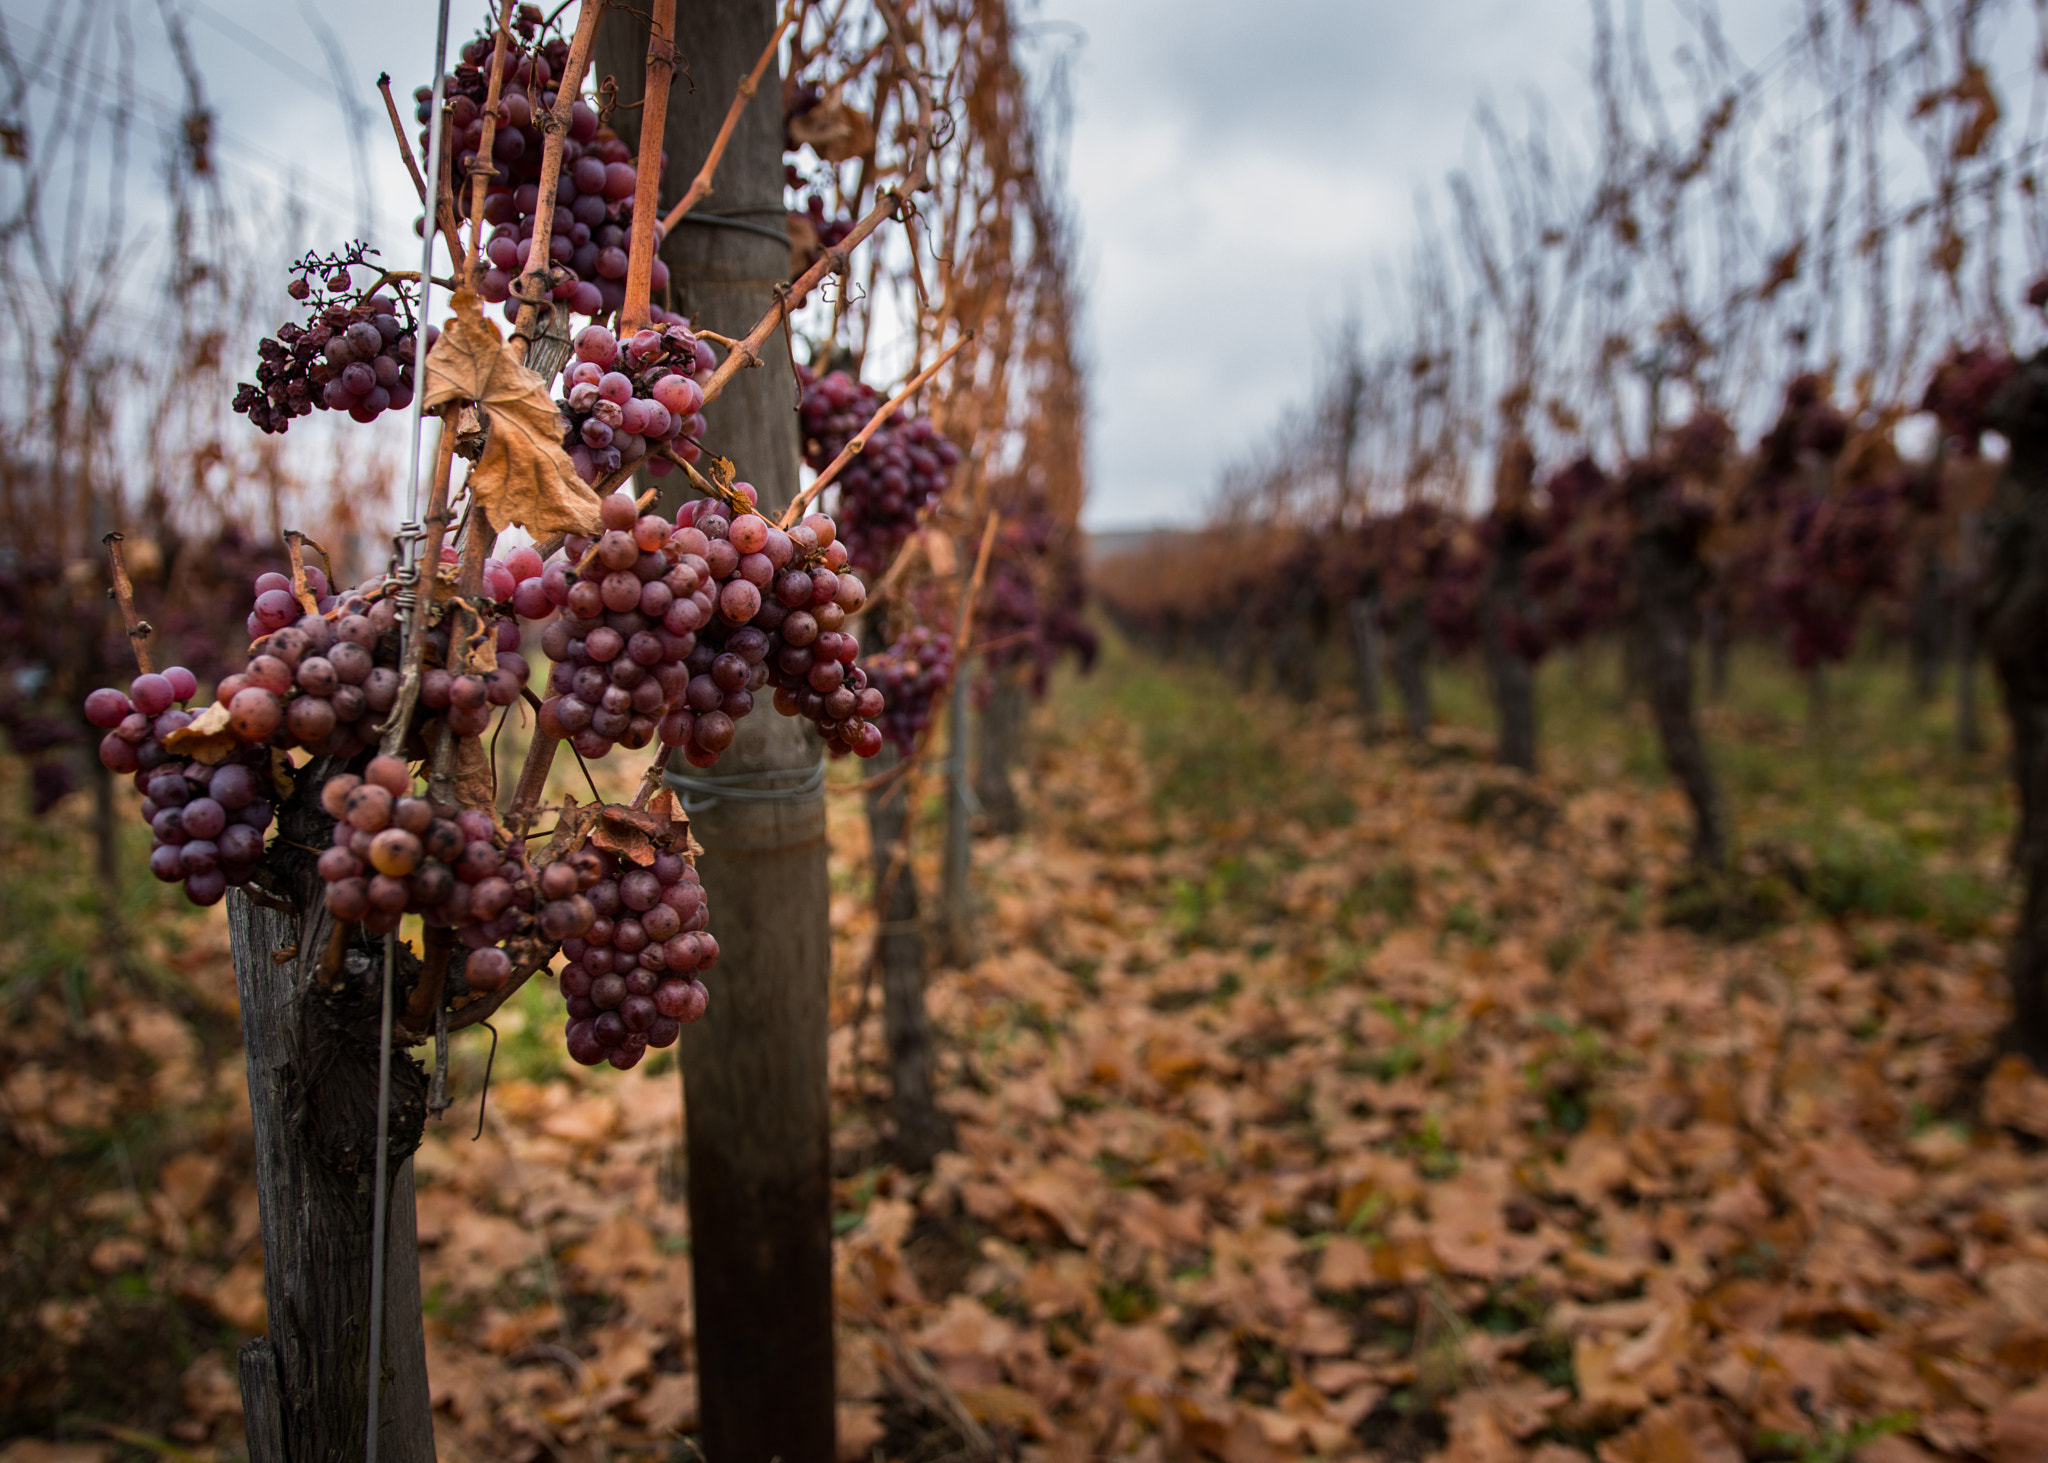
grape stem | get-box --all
[629,744,675,811]
[619,0,678,334]
[463,0,519,287]
[444,949,548,1033]
[100,532,155,674]
[656,2,797,235]
[406,925,456,1034]
[695,0,937,412]
[284,528,338,587]
[281,530,321,616]
[509,0,606,366]
[955,510,1002,648]
[777,330,973,529]
[376,73,466,268]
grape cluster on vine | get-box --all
[798,364,959,573]
[233,248,427,435]
[559,846,713,1069]
[557,323,710,484]
[423,13,682,327]
[865,625,953,754]
[85,667,274,906]
[521,487,884,766]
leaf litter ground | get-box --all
[5,643,2048,1462]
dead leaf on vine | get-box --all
[452,735,495,813]
[591,803,664,866]
[787,86,874,164]
[421,290,602,540]
[540,796,596,861]
[164,702,237,765]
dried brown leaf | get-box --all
[591,803,664,867]
[421,290,601,540]
[163,701,238,765]
[452,734,495,814]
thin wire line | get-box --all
[368,13,450,1457]
[666,754,828,811]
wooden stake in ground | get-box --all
[597,4,837,1457]
[1985,351,2048,1066]
[863,606,953,1170]
[229,828,436,1463]
[940,516,1000,965]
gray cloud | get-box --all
[1033,0,1789,528]
[7,0,1798,526]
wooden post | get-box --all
[972,669,1027,835]
[1983,357,2048,1066]
[227,778,436,1462]
[1626,475,1728,869]
[1344,595,1384,732]
[939,646,975,965]
[597,4,839,1457]
[1958,507,1985,755]
[867,740,953,1169]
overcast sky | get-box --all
[4,0,1800,529]
[1026,0,1789,529]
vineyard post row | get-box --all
[595,4,834,1456]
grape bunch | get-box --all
[314,755,597,985]
[864,625,954,754]
[530,495,706,760]
[85,668,275,906]
[798,364,960,573]
[557,322,711,484]
[523,489,885,766]
[558,845,714,1070]
[233,249,428,434]
[673,496,886,760]
[421,13,682,327]
[1923,345,2016,457]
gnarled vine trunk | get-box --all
[1386,596,1432,739]
[866,738,954,1169]
[228,771,435,1463]
[1983,353,2048,1066]
[974,669,1028,836]
[1909,542,1949,703]
[1344,595,1384,732]
[1628,489,1728,868]
[1483,519,1539,773]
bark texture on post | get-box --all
[1344,596,1384,731]
[1482,506,1540,774]
[1958,507,1985,755]
[227,780,435,1463]
[1626,473,1728,868]
[866,739,953,1169]
[1909,544,1950,703]
[1984,355,2048,1066]
[1386,597,1432,740]
[973,670,1027,836]
[599,5,838,1455]
[939,664,975,965]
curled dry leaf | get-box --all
[590,801,667,867]
[163,701,237,765]
[451,735,495,815]
[420,289,602,540]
